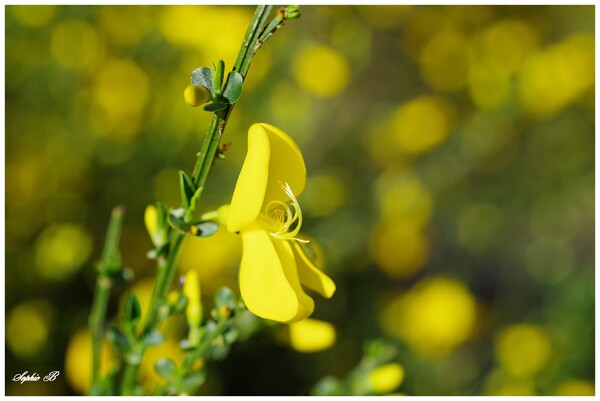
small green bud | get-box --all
[184,84,211,107]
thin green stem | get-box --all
[118,6,286,395]
[89,206,125,395]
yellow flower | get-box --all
[227,123,335,323]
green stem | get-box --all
[119,6,283,395]
[89,206,125,395]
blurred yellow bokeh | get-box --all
[6,299,55,359]
[518,33,594,118]
[419,30,468,92]
[370,222,429,279]
[98,6,154,47]
[11,5,57,28]
[65,329,117,394]
[159,6,251,66]
[553,379,595,396]
[380,276,477,357]
[375,169,433,229]
[287,318,336,353]
[388,96,454,155]
[368,363,405,394]
[91,59,150,139]
[302,174,347,217]
[293,44,350,98]
[495,324,552,378]
[35,223,93,281]
[51,19,105,72]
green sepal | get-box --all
[203,102,227,112]
[123,291,142,332]
[184,186,204,222]
[179,171,196,209]
[191,67,215,97]
[155,358,177,379]
[142,329,164,346]
[168,208,188,234]
[106,326,130,353]
[105,267,134,285]
[154,202,169,247]
[222,71,243,104]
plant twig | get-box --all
[88,205,125,395]
[118,5,302,395]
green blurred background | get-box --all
[5,5,595,396]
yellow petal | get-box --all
[144,204,158,244]
[288,318,336,353]
[293,241,336,298]
[239,222,313,323]
[228,123,306,233]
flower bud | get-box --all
[184,84,211,107]
[183,270,202,329]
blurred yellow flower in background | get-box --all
[6,299,55,359]
[35,223,93,281]
[65,329,117,394]
[160,6,250,65]
[12,5,57,27]
[50,19,105,73]
[293,44,350,98]
[287,318,336,353]
[368,363,405,394]
[495,323,552,378]
[419,30,468,92]
[553,379,595,396]
[518,33,594,118]
[380,276,477,357]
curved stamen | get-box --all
[262,181,305,241]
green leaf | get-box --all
[223,327,240,344]
[179,171,195,209]
[182,371,207,392]
[203,102,227,112]
[155,358,176,378]
[188,221,219,237]
[222,71,243,104]
[106,326,130,353]
[123,291,142,330]
[190,67,215,97]
[143,330,164,346]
